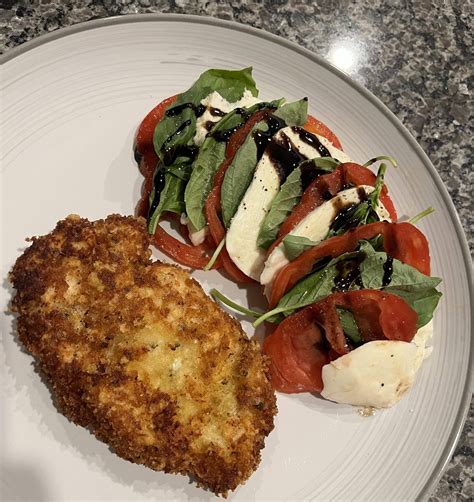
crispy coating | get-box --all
[10,214,277,496]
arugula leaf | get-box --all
[273,97,308,125]
[337,307,362,344]
[153,67,258,165]
[256,157,339,249]
[282,235,317,260]
[185,101,282,231]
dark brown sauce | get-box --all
[165,102,205,118]
[253,115,287,160]
[292,126,332,157]
[329,188,368,234]
[204,120,216,131]
[382,256,394,286]
[209,107,226,117]
[298,160,331,190]
[333,256,364,292]
[266,132,308,183]
[148,164,166,216]
[162,144,198,166]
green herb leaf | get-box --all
[282,235,317,260]
[210,288,262,318]
[273,97,308,126]
[254,240,442,328]
[154,67,258,165]
[363,155,398,168]
[221,121,269,228]
[148,168,190,234]
[204,237,226,271]
[185,101,281,231]
[336,307,362,344]
[408,207,435,225]
[382,287,442,328]
[257,157,339,249]
[253,251,361,326]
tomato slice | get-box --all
[268,162,398,255]
[310,291,418,356]
[134,95,178,218]
[263,290,418,394]
[263,308,330,393]
[269,221,431,307]
[152,213,221,269]
[303,114,343,150]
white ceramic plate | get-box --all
[1,15,471,501]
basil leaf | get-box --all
[382,287,442,328]
[336,307,362,344]
[153,68,258,169]
[282,235,317,260]
[148,169,190,233]
[253,251,361,326]
[273,97,308,126]
[257,157,339,249]
[358,240,441,291]
[185,101,282,231]
[358,240,442,327]
[255,239,442,329]
[274,252,359,314]
[220,120,269,228]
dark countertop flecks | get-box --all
[0,1,472,500]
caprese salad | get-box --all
[134,67,442,409]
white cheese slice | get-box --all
[226,127,354,279]
[320,322,434,408]
[260,185,391,288]
[193,90,261,146]
[180,213,207,246]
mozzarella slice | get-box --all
[260,185,391,288]
[193,90,261,146]
[180,213,207,246]
[226,127,353,280]
[320,322,434,408]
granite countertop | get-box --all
[0,0,472,499]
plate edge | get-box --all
[1,12,472,500]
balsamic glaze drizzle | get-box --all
[165,102,206,118]
[333,256,364,292]
[291,126,332,157]
[266,132,307,183]
[382,256,394,287]
[148,164,166,216]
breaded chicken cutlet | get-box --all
[10,214,277,496]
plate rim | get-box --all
[1,13,472,500]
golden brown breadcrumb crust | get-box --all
[10,214,277,496]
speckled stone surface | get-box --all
[0,0,472,499]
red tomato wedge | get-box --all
[134,95,178,217]
[263,290,418,393]
[269,221,431,307]
[263,308,330,393]
[303,114,343,150]
[135,95,223,270]
[268,162,398,255]
[152,213,222,270]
